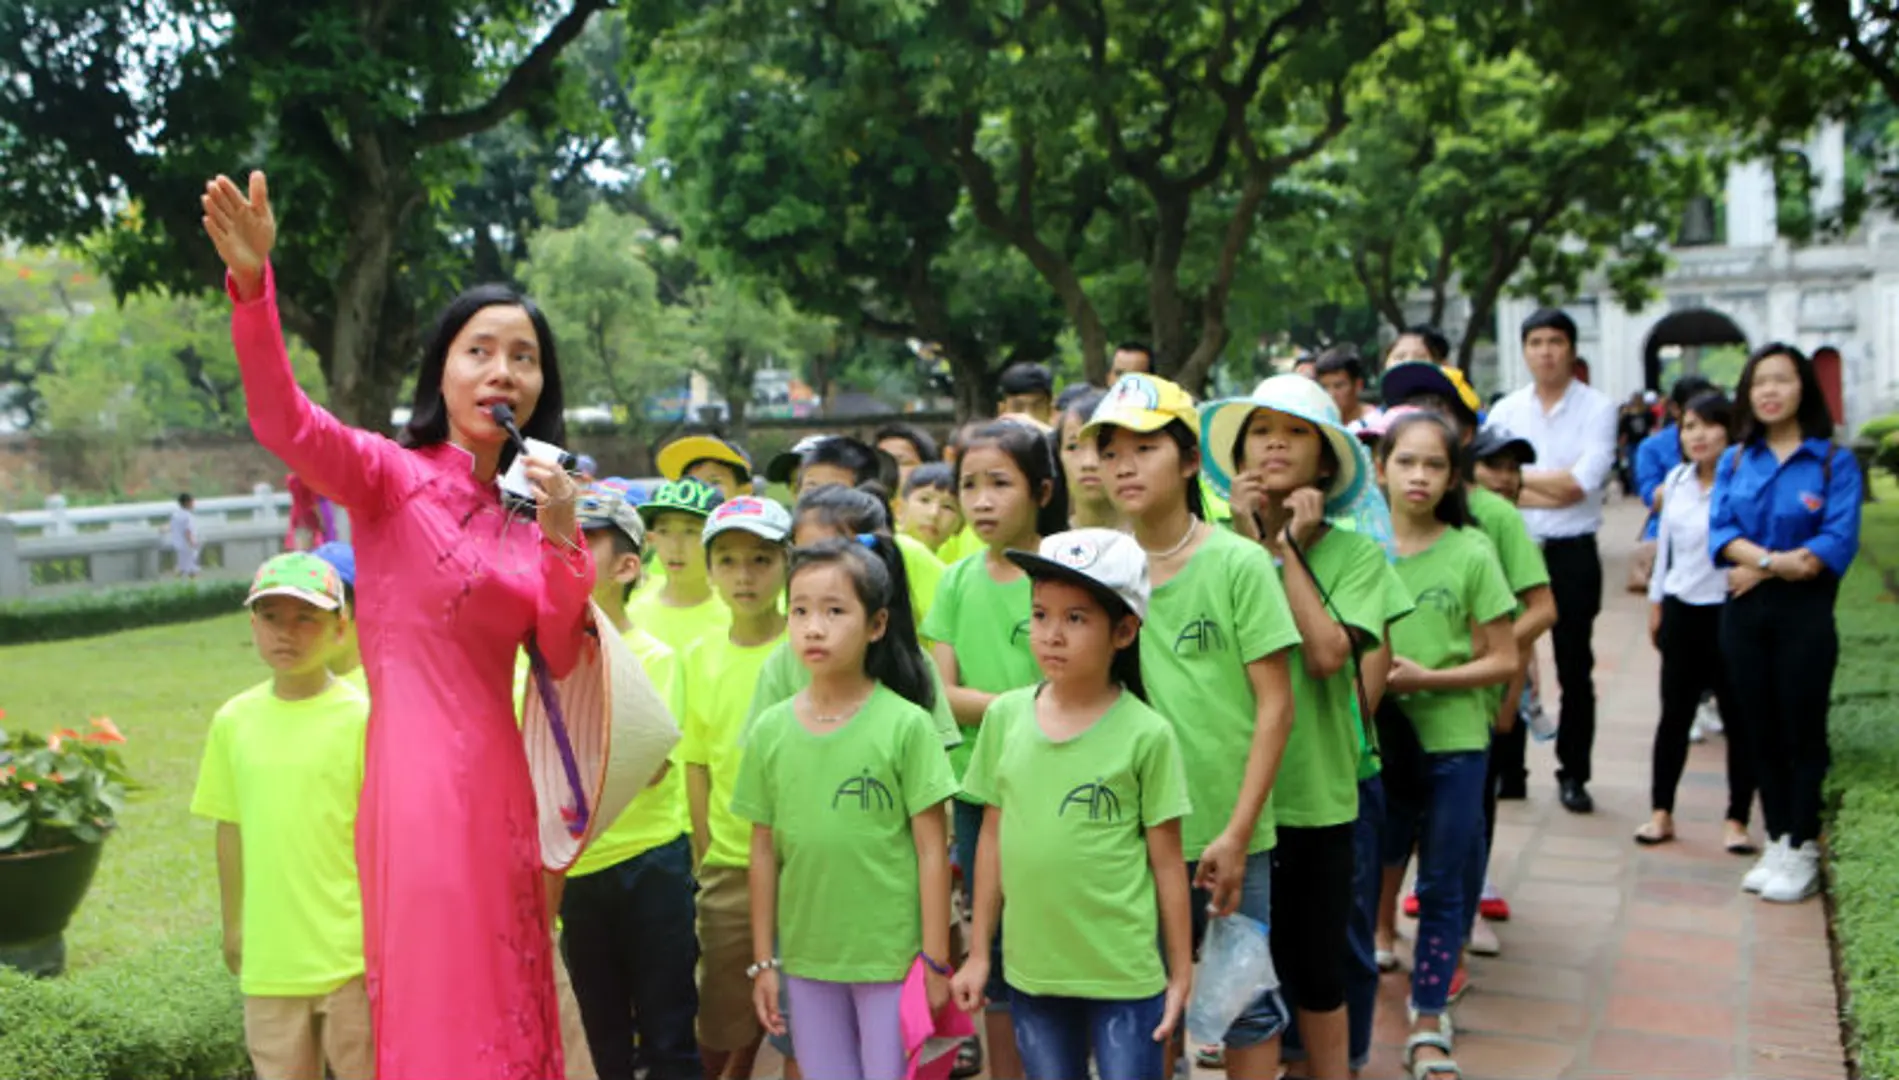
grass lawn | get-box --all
[1,612,263,971]
[1830,473,1899,1080]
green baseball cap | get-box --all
[635,478,725,526]
[246,552,346,612]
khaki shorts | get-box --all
[552,929,598,1080]
[244,977,374,1080]
[695,862,760,1052]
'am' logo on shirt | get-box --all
[832,769,896,811]
[1011,618,1031,645]
[1173,616,1226,654]
[1415,586,1462,618]
[1058,778,1122,821]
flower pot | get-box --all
[0,841,104,977]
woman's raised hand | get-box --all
[201,172,276,302]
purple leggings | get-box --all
[784,975,907,1080]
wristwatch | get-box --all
[1757,553,1774,570]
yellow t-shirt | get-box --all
[894,532,946,630]
[937,525,984,566]
[569,626,691,876]
[677,632,785,869]
[189,678,368,997]
[627,587,732,656]
[340,666,368,695]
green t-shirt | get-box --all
[744,641,962,750]
[1389,526,1517,753]
[190,679,368,997]
[731,684,959,982]
[627,587,732,656]
[960,686,1190,998]
[1274,529,1415,828]
[571,626,690,876]
[895,532,947,632]
[920,554,1041,784]
[1467,488,1551,600]
[1141,527,1302,858]
[678,632,785,868]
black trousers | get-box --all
[1720,579,1840,847]
[1545,534,1603,784]
[559,836,703,1080]
[1652,597,1754,820]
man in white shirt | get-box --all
[167,493,201,578]
[1486,309,1618,814]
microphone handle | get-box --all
[503,421,579,473]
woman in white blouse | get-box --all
[1637,392,1757,850]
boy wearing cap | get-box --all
[629,479,733,655]
[676,497,794,1080]
[558,482,703,1080]
[190,553,372,1080]
[656,435,754,500]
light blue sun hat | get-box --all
[1199,375,1370,518]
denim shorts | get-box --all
[1186,848,1290,1048]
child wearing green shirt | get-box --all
[1084,373,1302,1078]
[734,537,957,1080]
[953,529,1194,1080]
[1374,411,1519,1080]
[678,496,793,1080]
[190,553,372,1080]
[559,482,702,1080]
[630,479,732,654]
[922,417,1065,1080]
[1200,375,1414,1079]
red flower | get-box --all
[48,772,64,784]
[85,717,126,744]
[20,781,35,792]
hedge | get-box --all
[1828,474,1899,1080]
[0,581,250,645]
[1858,411,1899,444]
[0,934,248,1080]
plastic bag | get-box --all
[1186,912,1278,1048]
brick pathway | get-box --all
[1361,497,1849,1080]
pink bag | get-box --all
[900,957,974,1080]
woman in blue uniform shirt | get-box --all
[1709,342,1861,905]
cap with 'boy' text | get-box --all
[636,478,725,526]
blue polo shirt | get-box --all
[1708,438,1861,578]
[1635,425,1681,541]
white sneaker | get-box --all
[1742,837,1787,893]
[1762,841,1821,903]
[1696,698,1725,737]
[1467,916,1502,956]
[1688,714,1708,743]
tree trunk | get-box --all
[322,195,401,430]
[1146,195,1192,379]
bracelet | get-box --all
[918,951,951,977]
[745,957,781,980]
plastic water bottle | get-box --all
[1522,684,1558,743]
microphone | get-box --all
[491,403,578,471]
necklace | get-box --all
[805,685,874,724]
[1143,517,1200,560]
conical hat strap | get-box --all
[527,639,590,837]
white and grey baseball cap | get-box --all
[1005,528,1151,622]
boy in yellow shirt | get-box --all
[560,481,702,1080]
[629,478,732,654]
[677,496,793,1080]
[190,553,371,1080]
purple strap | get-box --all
[527,640,590,837]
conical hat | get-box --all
[521,601,681,872]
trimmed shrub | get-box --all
[0,934,249,1080]
[1858,412,1899,444]
[0,581,249,645]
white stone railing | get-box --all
[0,486,349,602]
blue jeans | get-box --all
[1010,990,1166,1080]
[1404,751,1488,1016]
[1187,849,1289,1048]
[952,798,1010,1010]
[559,836,702,1080]
[1280,777,1383,1072]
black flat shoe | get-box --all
[1559,778,1594,814]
